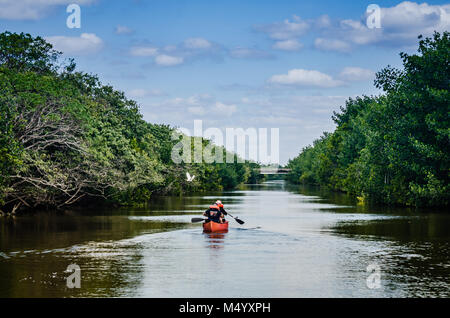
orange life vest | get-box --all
[208,205,221,217]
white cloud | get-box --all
[130,46,159,57]
[187,106,206,116]
[184,37,212,49]
[315,15,332,29]
[128,88,165,98]
[143,93,352,164]
[339,67,375,81]
[272,39,303,51]
[379,1,450,36]
[184,94,212,105]
[255,15,310,40]
[315,2,450,51]
[146,94,236,118]
[268,69,344,88]
[314,38,352,53]
[255,2,449,54]
[155,54,184,66]
[115,25,134,35]
[339,19,382,45]
[45,33,103,55]
[213,102,237,117]
[0,0,94,20]
[129,38,221,65]
[161,94,213,108]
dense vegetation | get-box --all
[287,32,449,207]
[0,32,263,214]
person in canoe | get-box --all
[203,200,228,224]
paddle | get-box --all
[192,213,245,225]
[224,211,245,225]
[191,218,207,223]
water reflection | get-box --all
[204,232,227,249]
[0,181,449,297]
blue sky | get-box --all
[1,0,449,164]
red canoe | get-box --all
[203,221,229,233]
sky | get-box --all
[1,0,449,164]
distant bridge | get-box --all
[259,167,291,175]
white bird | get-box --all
[186,172,195,182]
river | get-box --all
[0,181,449,297]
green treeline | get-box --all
[0,32,263,214]
[287,32,449,207]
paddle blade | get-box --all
[234,218,245,225]
[191,218,206,223]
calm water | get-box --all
[1,181,449,297]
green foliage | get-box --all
[0,31,260,213]
[287,32,449,207]
[0,31,65,74]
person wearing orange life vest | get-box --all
[203,200,228,223]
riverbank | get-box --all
[0,31,263,215]
[286,33,449,208]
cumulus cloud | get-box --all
[272,39,303,51]
[130,46,159,57]
[315,1,450,51]
[155,54,184,66]
[184,37,212,49]
[268,69,344,88]
[129,38,221,65]
[255,15,310,40]
[0,0,94,20]
[254,15,310,54]
[255,2,450,53]
[338,67,375,81]
[45,33,103,55]
[379,1,450,37]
